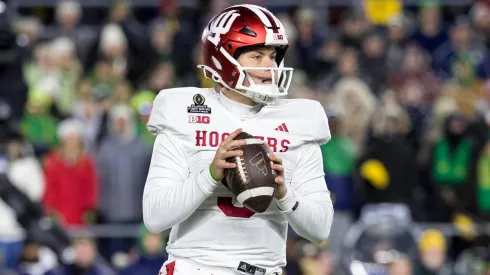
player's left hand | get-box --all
[264,144,286,200]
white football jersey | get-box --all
[146,87,331,273]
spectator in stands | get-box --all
[118,225,167,275]
[433,16,490,80]
[155,0,198,78]
[277,13,298,70]
[198,0,232,31]
[388,44,440,105]
[340,8,366,51]
[144,62,176,94]
[45,237,113,275]
[360,32,388,96]
[72,83,109,153]
[428,113,478,222]
[385,16,408,73]
[148,20,174,70]
[423,97,460,146]
[23,39,80,121]
[475,0,490,13]
[413,229,454,275]
[311,32,341,83]
[284,236,303,275]
[96,105,151,259]
[389,255,413,275]
[0,267,20,275]
[97,24,128,83]
[470,2,490,49]
[130,91,156,147]
[110,81,132,106]
[116,9,176,88]
[294,8,323,76]
[51,0,80,33]
[180,45,215,89]
[331,77,377,154]
[44,0,96,66]
[20,90,59,157]
[43,119,99,226]
[24,43,55,88]
[0,129,45,270]
[16,239,57,275]
[357,93,418,208]
[298,243,334,275]
[0,20,29,122]
[321,110,357,213]
[320,110,357,254]
[318,49,373,94]
[398,81,432,151]
[287,71,318,102]
[441,55,485,120]
[14,17,43,59]
[0,135,45,268]
[411,1,448,55]
[477,139,490,221]
[50,37,82,117]
[475,80,490,118]
[316,250,335,275]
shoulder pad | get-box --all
[274,99,331,145]
[147,87,204,136]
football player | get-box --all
[143,4,334,275]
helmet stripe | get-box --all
[220,9,239,29]
[240,4,273,31]
[258,8,279,33]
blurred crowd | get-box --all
[0,0,489,274]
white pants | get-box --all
[159,255,282,275]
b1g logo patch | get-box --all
[188,115,210,124]
[272,34,284,40]
[188,94,211,114]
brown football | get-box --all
[223,132,277,213]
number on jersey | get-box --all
[217,197,255,218]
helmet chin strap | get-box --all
[230,70,285,104]
[198,64,280,104]
[222,81,278,105]
[220,85,273,105]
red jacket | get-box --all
[43,151,99,226]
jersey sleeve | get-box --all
[146,91,167,136]
[275,143,334,244]
[312,101,331,145]
[143,126,220,233]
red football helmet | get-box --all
[197,4,293,104]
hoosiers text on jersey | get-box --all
[195,130,290,153]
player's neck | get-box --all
[218,87,258,106]
[216,87,262,119]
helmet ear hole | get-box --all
[212,74,221,82]
[227,44,232,50]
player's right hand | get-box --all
[210,128,247,181]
